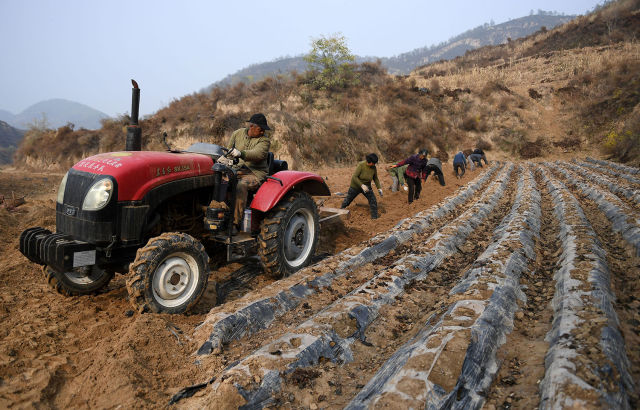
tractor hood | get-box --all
[72,151,215,201]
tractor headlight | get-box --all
[82,178,113,211]
[56,172,69,204]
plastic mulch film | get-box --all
[565,161,640,208]
[537,167,634,409]
[549,162,640,257]
[346,167,541,410]
[191,165,514,408]
[585,157,640,177]
[194,164,502,356]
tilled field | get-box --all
[1,159,639,409]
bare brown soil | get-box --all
[1,158,639,409]
[0,163,476,408]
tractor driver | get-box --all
[227,113,271,233]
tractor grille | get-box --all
[56,169,117,244]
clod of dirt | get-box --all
[287,368,321,389]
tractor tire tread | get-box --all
[126,232,211,314]
[258,192,319,279]
[43,264,114,297]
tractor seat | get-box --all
[267,152,288,176]
[246,153,289,206]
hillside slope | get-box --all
[12,1,640,170]
[209,13,574,88]
[381,13,575,74]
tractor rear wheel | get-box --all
[258,192,319,279]
[44,265,114,296]
[126,232,210,314]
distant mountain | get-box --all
[0,120,25,164]
[211,56,309,89]
[0,109,15,123]
[0,120,23,147]
[206,12,575,89]
[379,14,575,73]
[3,99,109,130]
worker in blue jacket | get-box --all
[453,151,468,178]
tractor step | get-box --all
[222,232,257,263]
[215,231,256,244]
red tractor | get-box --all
[19,81,337,313]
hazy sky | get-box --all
[1,0,604,118]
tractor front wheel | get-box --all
[126,232,210,314]
[258,192,319,279]
[45,265,114,296]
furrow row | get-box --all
[585,157,640,178]
[537,167,634,409]
[576,159,640,189]
[193,164,502,355]
[548,162,640,256]
[186,165,515,408]
[346,166,540,410]
[566,161,640,208]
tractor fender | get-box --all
[250,171,330,212]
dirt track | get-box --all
[1,158,639,409]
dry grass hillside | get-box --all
[14,0,640,170]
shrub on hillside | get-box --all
[497,95,513,111]
[210,112,248,139]
[528,88,543,99]
[358,61,388,87]
[603,106,640,163]
[461,115,488,132]
[480,81,512,98]
[384,102,422,137]
[304,35,358,91]
[552,135,582,149]
[434,150,449,162]
[430,79,442,95]
[519,137,548,159]
[495,128,529,155]
[380,81,418,104]
[476,138,493,151]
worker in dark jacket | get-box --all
[392,148,428,203]
[469,153,483,168]
[453,151,467,178]
[471,148,488,166]
[341,153,382,219]
[426,157,446,186]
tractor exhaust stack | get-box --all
[125,79,142,151]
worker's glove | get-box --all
[361,184,369,193]
[229,148,242,158]
[378,188,383,197]
[403,185,408,191]
[216,156,234,166]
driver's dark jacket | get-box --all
[227,128,270,181]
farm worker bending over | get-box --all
[226,113,271,232]
[387,163,409,192]
[453,151,467,178]
[392,148,429,204]
[340,153,382,219]
[470,147,488,167]
[426,157,446,186]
